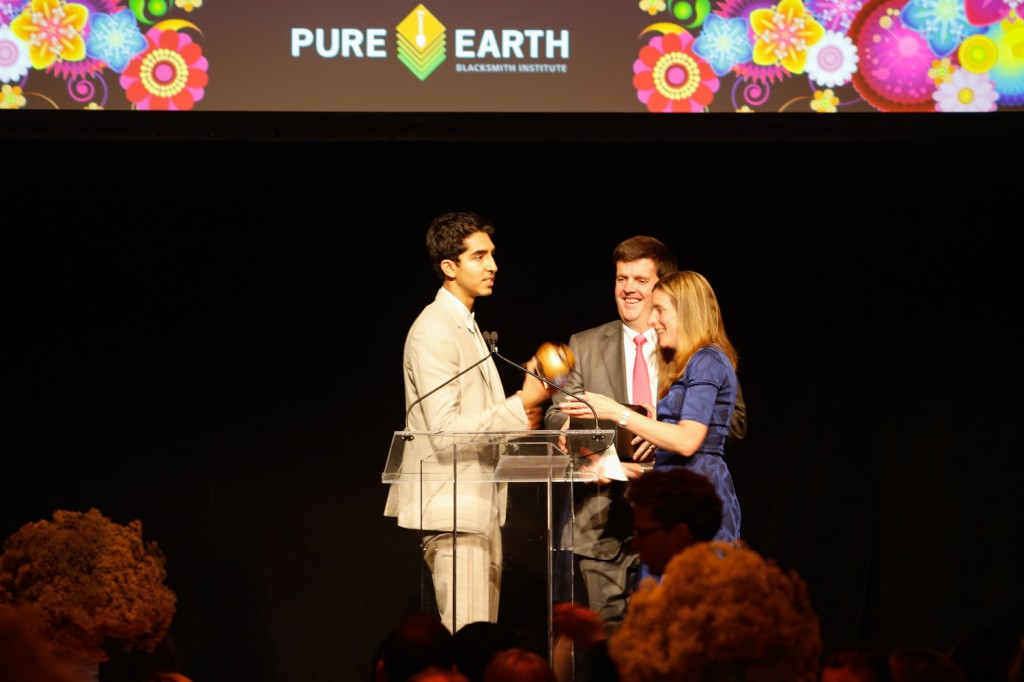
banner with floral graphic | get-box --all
[1,0,1021,111]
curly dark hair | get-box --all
[625,467,723,542]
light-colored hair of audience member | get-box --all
[608,541,822,682]
[482,648,557,682]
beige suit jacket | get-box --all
[385,288,528,533]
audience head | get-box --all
[452,620,522,682]
[625,468,723,576]
[374,612,454,682]
[889,647,967,682]
[608,541,822,682]
[0,605,79,682]
[409,668,470,682]
[1010,636,1024,682]
[947,627,1018,682]
[99,634,191,682]
[482,647,556,682]
[820,644,893,682]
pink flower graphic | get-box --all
[848,0,938,111]
[120,26,207,110]
[633,31,719,112]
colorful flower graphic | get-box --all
[957,33,998,72]
[715,0,794,82]
[805,0,864,32]
[964,0,1019,27]
[640,0,667,14]
[0,23,29,81]
[10,0,88,69]
[86,9,147,72]
[972,18,1024,105]
[173,0,200,11]
[810,86,839,109]
[927,56,954,83]
[633,29,719,111]
[1,0,28,24]
[750,0,826,74]
[805,29,858,85]
[900,0,982,57]
[669,0,713,28]
[849,0,940,110]
[120,26,207,110]
[44,0,118,80]
[1,80,24,106]
[692,14,753,75]
[933,67,999,109]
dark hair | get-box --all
[889,647,968,682]
[947,627,1018,682]
[452,621,522,682]
[426,212,495,281]
[612,236,677,280]
[374,613,454,682]
[625,468,723,542]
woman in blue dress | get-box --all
[558,270,741,542]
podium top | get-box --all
[381,429,615,483]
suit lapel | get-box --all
[469,319,498,393]
[435,289,495,393]
[603,322,628,403]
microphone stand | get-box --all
[484,332,609,462]
[402,351,498,440]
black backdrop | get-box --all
[5,119,1023,682]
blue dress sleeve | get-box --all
[678,348,734,426]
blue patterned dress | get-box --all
[653,345,741,541]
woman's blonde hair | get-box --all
[654,271,738,400]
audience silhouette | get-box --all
[372,613,455,682]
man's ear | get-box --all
[439,259,458,279]
[672,522,696,550]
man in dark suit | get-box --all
[544,236,746,632]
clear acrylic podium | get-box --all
[382,428,615,664]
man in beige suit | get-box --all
[385,211,554,632]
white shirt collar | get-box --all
[438,286,476,330]
[622,324,657,347]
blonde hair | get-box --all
[653,271,738,400]
[608,542,822,682]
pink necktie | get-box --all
[632,335,652,415]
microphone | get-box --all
[485,331,605,449]
[483,330,498,354]
[402,343,497,440]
